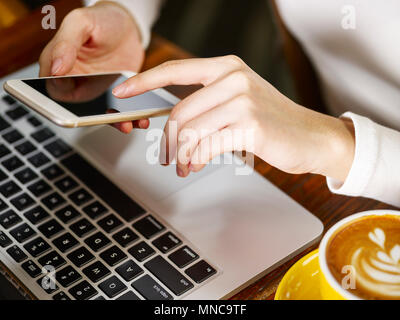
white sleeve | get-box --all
[84,0,163,49]
[327,112,400,207]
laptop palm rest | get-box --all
[76,118,323,299]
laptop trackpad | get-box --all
[75,118,219,204]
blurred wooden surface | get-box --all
[0,0,29,29]
[0,0,396,300]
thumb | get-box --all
[49,9,94,76]
[50,41,79,76]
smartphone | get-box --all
[3,71,180,128]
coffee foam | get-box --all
[350,228,400,297]
[326,215,400,299]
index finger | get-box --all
[112,55,243,98]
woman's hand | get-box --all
[113,55,355,181]
[39,1,149,131]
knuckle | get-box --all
[235,94,254,111]
[63,8,92,33]
[160,60,179,71]
[67,8,89,21]
[229,70,252,91]
[223,55,244,68]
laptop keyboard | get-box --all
[0,94,217,300]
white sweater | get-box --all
[86,0,400,207]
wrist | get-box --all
[318,116,355,182]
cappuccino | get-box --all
[326,215,400,299]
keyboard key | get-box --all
[52,233,79,253]
[11,192,35,211]
[84,232,110,252]
[132,275,173,300]
[24,206,49,224]
[2,129,23,144]
[83,201,107,219]
[6,106,29,120]
[67,247,94,267]
[62,154,146,222]
[68,280,97,300]
[37,277,58,294]
[41,192,66,210]
[41,164,64,180]
[99,276,127,298]
[15,140,37,156]
[116,260,143,281]
[38,219,64,238]
[28,180,51,197]
[0,169,6,183]
[45,139,72,158]
[0,181,21,198]
[28,152,50,168]
[56,265,82,288]
[98,214,122,233]
[0,197,7,212]
[99,245,127,267]
[0,209,21,228]
[31,128,54,143]
[70,218,95,238]
[0,117,10,132]
[7,245,27,262]
[22,260,42,278]
[38,251,66,269]
[128,241,155,262]
[53,292,71,300]
[15,167,38,184]
[2,95,16,106]
[55,205,80,224]
[82,261,110,283]
[113,228,139,248]
[168,246,199,268]
[133,215,165,239]
[0,145,11,159]
[2,156,24,172]
[152,232,182,254]
[185,260,217,284]
[54,176,78,193]
[145,255,194,296]
[23,236,50,257]
[0,230,12,247]
[27,116,42,128]
[10,223,36,243]
[69,188,93,206]
[117,291,140,300]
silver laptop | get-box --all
[0,64,323,300]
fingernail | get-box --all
[112,85,127,97]
[189,164,195,172]
[177,167,184,177]
[51,58,62,75]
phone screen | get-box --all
[22,73,173,117]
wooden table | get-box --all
[0,0,395,300]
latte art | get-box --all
[350,228,400,298]
[326,215,400,299]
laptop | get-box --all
[0,64,323,300]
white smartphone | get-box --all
[3,71,180,128]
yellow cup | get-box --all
[276,209,400,300]
[318,210,400,300]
